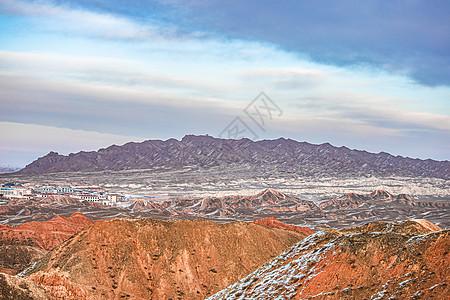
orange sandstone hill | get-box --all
[208,219,449,300]
[0,212,94,251]
[0,212,95,276]
[253,217,315,235]
[26,218,307,299]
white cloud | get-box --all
[0,1,449,162]
[0,121,146,154]
[0,71,239,114]
[241,67,327,89]
[292,92,450,132]
[0,0,181,41]
[0,50,230,95]
[272,115,404,138]
[242,67,327,79]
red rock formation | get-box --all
[0,212,93,250]
[368,189,394,200]
[27,218,306,299]
[253,217,315,235]
[320,190,415,209]
[209,219,449,300]
[193,189,318,216]
[250,188,289,202]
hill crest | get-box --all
[26,218,307,299]
[208,220,449,299]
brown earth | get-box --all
[0,245,47,275]
[27,218,307,299]
[319,190,416,210]
[129,188,319,217]
[410,219,442,232]
[0,267,18,276]
[0,272,49,300]
[7,195,87,207]
[2,189,448,231]
[340,219,442,235]
[0,212,94,251]
[253,216,315,235]
[209,219,449,299]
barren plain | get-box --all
[1,166,449,230]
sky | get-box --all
[0,0,449,167]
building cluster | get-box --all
[0,183,126,206]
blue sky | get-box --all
[0,0,449,166]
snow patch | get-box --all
[18,261,37,277]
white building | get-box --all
[37,186,74,194]
[107,194,123,203]
[37,186,58,193]
[56,186,74,194]
[74,193,100,202]
[0,185,32,198]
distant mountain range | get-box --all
[17,135,450,179]
[130,188,449,219]
[0,167,21,174]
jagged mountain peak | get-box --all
[254,188,288,199]
[369,189,394,199]
[320,190,416,210]
[16,135,450,179]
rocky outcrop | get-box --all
[340,219,442,235]
[320,189,416,210]
[17,135,450,179]
[249,188,317,211]
[0,212,94,279]
[27,218,306,300]
[0,212,94,250]
[196,189,318,215]
[0,245,47,275]
[0,273,49,300]
[127,189,318,218]
[208,220,449,299]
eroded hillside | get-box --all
[209,220,449,299]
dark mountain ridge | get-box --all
[17,135,450,179]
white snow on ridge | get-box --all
[206,230,338,299]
